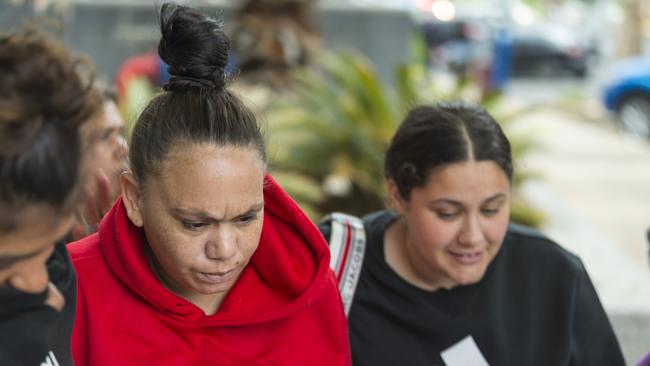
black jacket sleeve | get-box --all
[0,242,76,366]
[0,286,58,366]
[317,220,332,242]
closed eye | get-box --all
[481,194,507,217]
[100,130,113,142]
[481,208,500,216]
[234,214,258,225]
[436,211,460,220]
[181,221,208,231]
[100,127,125,143]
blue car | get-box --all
[602,56,650,138]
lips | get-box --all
[197,269,238,284]
[448,250,483,265]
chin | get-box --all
[193,282,234,295]
[453,267,488,286]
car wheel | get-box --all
[618,95,650,138]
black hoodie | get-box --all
[0,242,76,366]
[321,210,625,366]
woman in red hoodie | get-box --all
[67,3,350,365]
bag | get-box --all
[321,212,367,315]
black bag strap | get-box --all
[322,212,367,315]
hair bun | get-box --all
[158,2,230,91]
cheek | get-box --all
[94,145,115,170]
[240,222,264,258]
[164,231,200,265]
[409,213,457,250]
[96,146,111,162]
[145,217,194,266]
[1,252,52,288]
[485,212,510,244]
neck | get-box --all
[181,291,225,316]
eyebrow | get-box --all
[0,246,50,271]
[430,193,508,207]
[102,125,125,137]
[85,123,124,145]
[170,203,264,221]
[482,193,508,205]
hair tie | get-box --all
[164,74,225,92]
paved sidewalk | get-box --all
[511,108,650,363]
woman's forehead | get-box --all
[143,144,265,204]
[165,143,261,164]
[418,160,510,196]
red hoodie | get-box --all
[68,175,351,366]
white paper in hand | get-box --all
[440,335,489,366]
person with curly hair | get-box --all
[0,25,100,366]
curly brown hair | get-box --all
[0,26,100,232]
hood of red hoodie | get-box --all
[98,174,332,326]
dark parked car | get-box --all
[602,56,650,138]
[510,26,589,77]
[421,19,491,74]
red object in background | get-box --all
[115,50,161,99]
[416,0,434,12]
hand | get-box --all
[44,282,65,312]
[71,170,113,240]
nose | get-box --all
[457,215,484,247]
[7,259,50,294]
[205,226,237,261]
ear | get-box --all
[387,179,408,215]
[120,171,144,227]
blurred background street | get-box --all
[2,0,650,363]
[504,76,650,362]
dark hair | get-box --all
[0,26,99,231]
[385,101,512,200]
[129,3,265,182]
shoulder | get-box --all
[362,211,395,233]
[501,223,585,275]
[360,211,397,250]
[318,212,364,241]
[67,233,103,263]
[318,210,393,243]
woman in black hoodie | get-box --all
[0,26,100,365]
[321,102,624,365]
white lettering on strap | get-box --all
[40,351,60,366]
[325,213,366,315]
